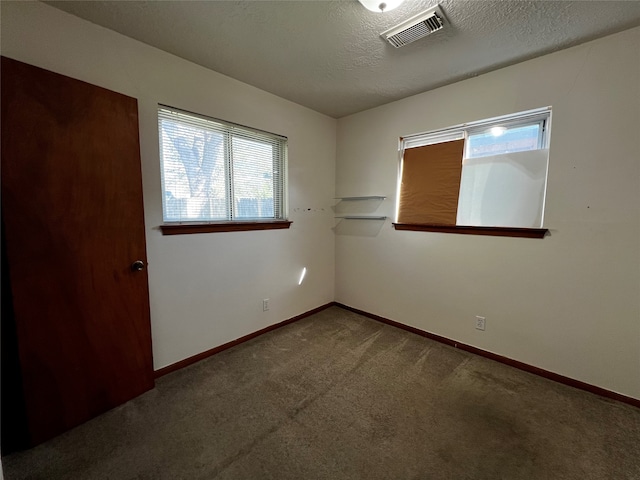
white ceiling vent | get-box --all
[381,5,446,48]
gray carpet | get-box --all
[4,306,640,479]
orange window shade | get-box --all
[398,139,464,225]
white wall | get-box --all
[2,2,638,402]
[336,27,640,400]
[0,1,336,370]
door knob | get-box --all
[131,260,145,272]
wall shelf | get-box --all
[334,196,386,201]
[334,196,387,226]
[333,196,387,235]
[335,216,387,220]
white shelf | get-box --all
[334,196,386,201]
[335,216,387,220]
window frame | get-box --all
[394,107,551,238]
[157,105,291,234]
[465,116,549,158]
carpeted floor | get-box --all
[3,306,640,479]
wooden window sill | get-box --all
[160,220,292,235]
[392,223,548,238]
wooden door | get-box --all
[1,57,154,446]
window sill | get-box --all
[392,223,548,239]
[160,220,292,235]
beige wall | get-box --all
[0,2,337,370]
[336,27,640,399]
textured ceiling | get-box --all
[45,0,640,118]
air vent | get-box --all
[381,5,446,48]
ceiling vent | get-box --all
[381,5,446,48]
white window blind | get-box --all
[158,106,287,222]
[457,149,550,228]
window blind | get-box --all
[158,106,287,223]
[397,139,465,225]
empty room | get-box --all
[1,1,639,479]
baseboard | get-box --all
[154,302,336,378]
[335,303,640,409]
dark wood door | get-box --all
[1,57,154,446]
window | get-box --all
[158,106,289,234]
[395,107,551,238]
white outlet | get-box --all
[263,299,269,311]
[475,316,486,331]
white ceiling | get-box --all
[46,0,640,118]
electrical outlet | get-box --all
[263,299,269,311]
[475,316,486,331]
